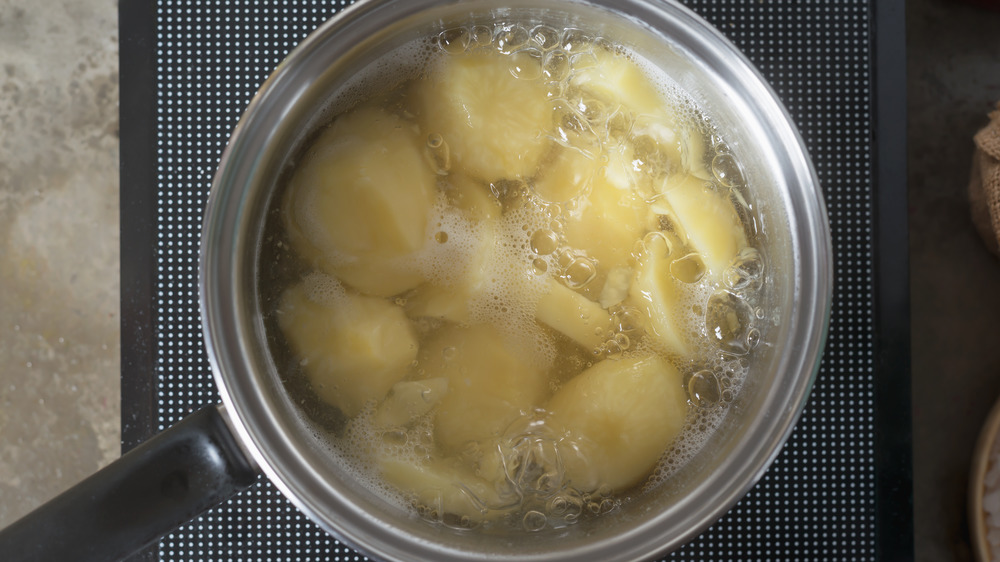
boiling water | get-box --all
[258,18,771,532]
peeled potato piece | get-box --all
[657,174,747,278]
[377,455,506,523]
[628,235,694,358]
[532,146,603,203]
[405,219,498,325]
[547,354,688,492]
[535,277,611,352]
[571,48,709,177]
[420,324,549,454]
[374,378,448,428]
[570,47,666,119]
[559,151,647,274]
[442,173,502,221]
[415,50,553,182]
[283,105,436,296]
[277,275,418,418]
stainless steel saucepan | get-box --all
[0,1,830,560]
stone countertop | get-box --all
[0,0,120,529]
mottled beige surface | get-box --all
[0,0,120,528]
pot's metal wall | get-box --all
[121,0,906,559]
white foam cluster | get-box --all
[301,271,347,305]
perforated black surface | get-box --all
[122,0,907,559]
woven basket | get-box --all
[970,102,1000,256]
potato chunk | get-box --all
[571,48,709,177]
[547,354,688,492]
[656,174,747,278]
[419,324,548,454]
[377,455,505,523]
[442,173,502,221]
[415,50,553,182]
[373,378,448,428]
[628,234,694,358]
[277,275,418,417]
[532,146,603,203]
[535,277,611,351]
[405,219,498,325]
[570,47,666,119]
[283,105,436,296]
[559,151,647,274]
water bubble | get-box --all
[688,370,722,408]
[611,305,644,334]
[606,109,633,145]
[705,290,755,355]
[603,339,623,359]
[548,495,568,515]
[670,253,706,283]
[576,95,607,127]
[438,27,470,54]
[532,258,548,275]
[495,24,529,54]
[542,50,570,81]
[489,179,529,206]
[530,229,559,255]
[523,510,547,531]
[425,133,450,174]
[632,135,674,179]
[613,332,630,349]
[509,48,542,80]
[551,100,601,156]
[470,25,493,48]
[555,248,575,268]
[641,231,672,259]
[569,50,599,71]
[711,153,745,187]
[724,247,764,291]
[530,25,560,50]
[563,257,597,289]
[434,231,449,244]
[746,328,761,349]
[561,29,594,53]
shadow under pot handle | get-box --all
[0,405,260,562]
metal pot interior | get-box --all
[200,1,830,560]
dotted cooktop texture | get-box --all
[152,0,874,559]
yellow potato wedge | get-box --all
[535,277,611,352]
[277,276,418,418]
[415,50,553,182]
[377,455,507,524]
[570,48,665,119]
[532,145,603,204]
[546,354,688,492]
[657,174,747,278]
[283,105,436,296]
[419,324,549,454]
[374,378,449,428]
[628,235,694,358]
[560,153,647,274]
[404,219,498,325]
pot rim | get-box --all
[199,0,832,560]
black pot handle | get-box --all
[0,405,260,562]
